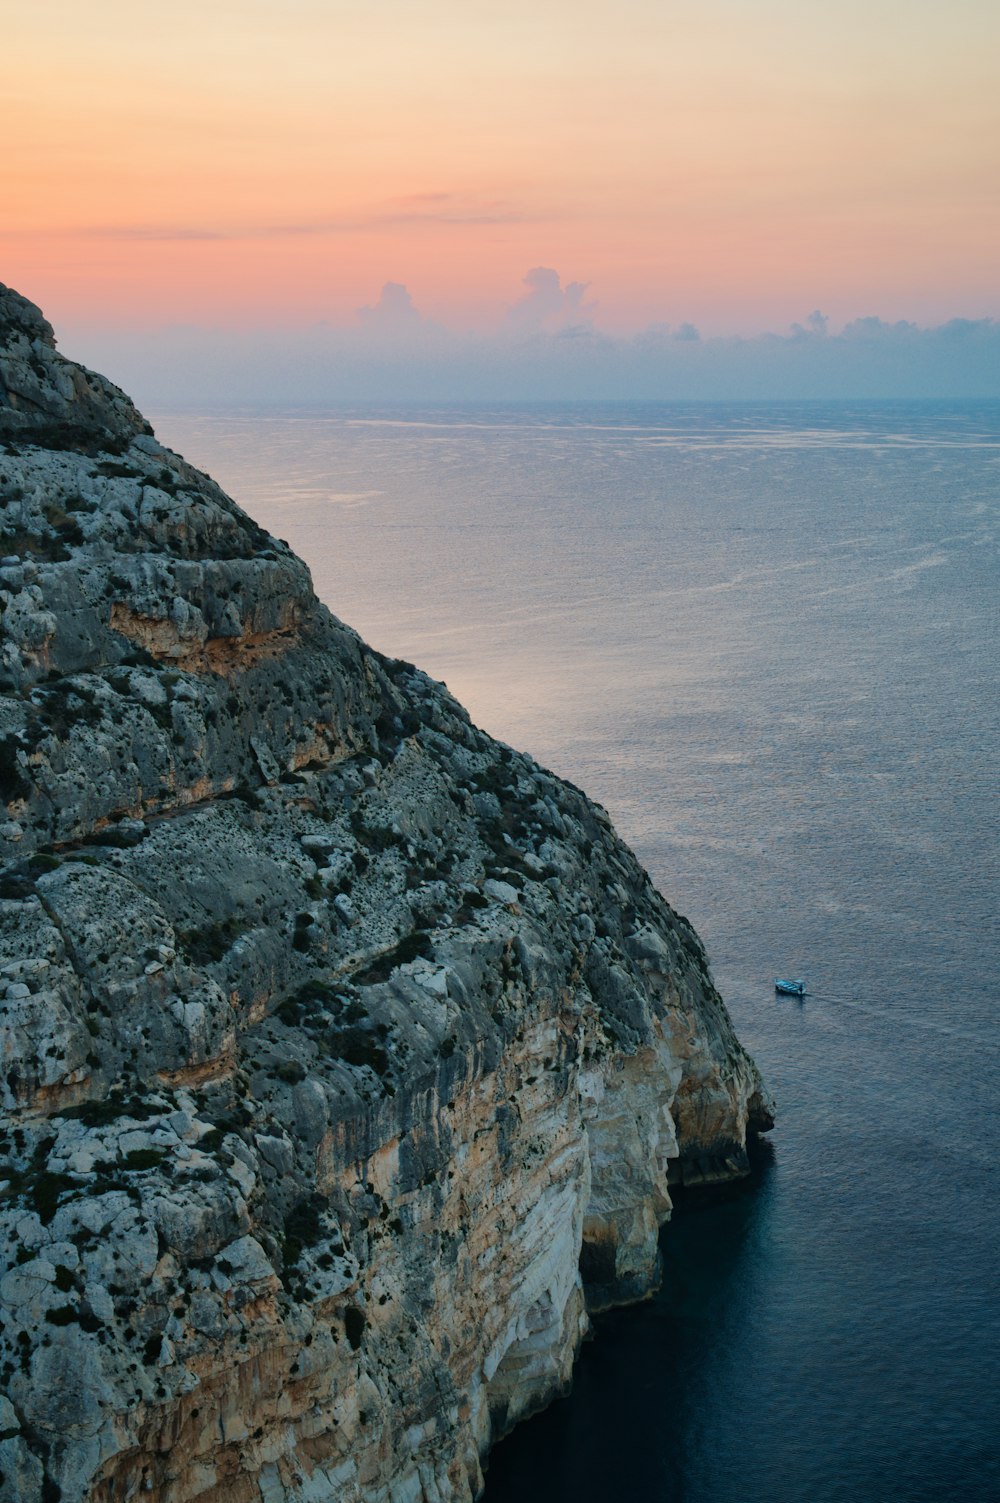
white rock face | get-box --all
[0,285,773,1502]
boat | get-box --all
[774,978,806,997]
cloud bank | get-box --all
[506,268,597,332]
[60,275,1000,406]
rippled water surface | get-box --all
[156,401,1000,1503]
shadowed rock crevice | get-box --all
[0,285,773,1503]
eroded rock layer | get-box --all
[0,285,773,1503]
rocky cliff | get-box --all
[0,284,773,1503]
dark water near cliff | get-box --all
[157,401,1000,1503]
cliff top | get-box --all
[0,282,151,449]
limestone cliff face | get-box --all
[0,286,773,1503]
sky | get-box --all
[3,0,999,399]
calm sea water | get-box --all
[156,402,1000,1503]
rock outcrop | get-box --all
[0,284,773,1503]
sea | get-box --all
[154,401,1000,1503]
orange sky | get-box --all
[4,0,999,335]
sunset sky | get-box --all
[5,0,999,344]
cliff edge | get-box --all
[0,285,773,1503]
